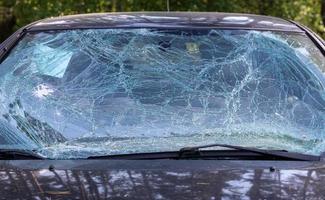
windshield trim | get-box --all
[26,26,306,33]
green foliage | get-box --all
[0,0,324,42]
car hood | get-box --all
[1,160,325,199]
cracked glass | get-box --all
[0,29,324,158]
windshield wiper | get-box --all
[179,143,320,161]
[0,149,44,160]
[88,143,320,161]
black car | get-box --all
[0,12,325,199]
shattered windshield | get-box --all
[0,29,324,159]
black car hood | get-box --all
[1,160,325,199]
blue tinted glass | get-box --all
[0,29,324,158]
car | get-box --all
[0,12,324,199]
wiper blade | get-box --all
[88,143,320,161]
[180,143,320,161]
[0,149,44,160]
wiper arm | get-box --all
[180,143,320,161]
[0,149,44,160]
[88,143,320,161]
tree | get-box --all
[321,0,325,26]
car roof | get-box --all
[27,12,303,33]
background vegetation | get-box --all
[0,0,324,42]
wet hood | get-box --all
[1,160,325,199]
